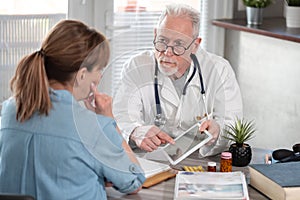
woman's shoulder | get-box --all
[1,97,16,115]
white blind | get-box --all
[199,0,208,50]
[105,11,161,97]
[0,14,65,111]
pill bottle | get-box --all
[220,152,232,172]
[207,162,216,172]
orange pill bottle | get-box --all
[220,152,232,172]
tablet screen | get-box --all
[162,123,212,165]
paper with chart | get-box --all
[174,171,249,200]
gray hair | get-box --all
[157,4,200,38]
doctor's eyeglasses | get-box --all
[153,38,197,56]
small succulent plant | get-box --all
[223,118,256,146]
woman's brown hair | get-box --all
[10,20,110,122]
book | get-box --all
[137,157,177,188]
[174,171,249,200]
[249,162,300,200]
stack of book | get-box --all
[249,162,300,200]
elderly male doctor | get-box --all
[113,4,243,157]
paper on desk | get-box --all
[174,171,249,200]
[137,157,170,178]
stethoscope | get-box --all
[154,53,209,127]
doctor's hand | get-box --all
[199,119,220,146]
[131,125,175,152]
[84,83,114,118]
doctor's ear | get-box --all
[191,37,201,54]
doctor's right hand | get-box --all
[131,125,175,152]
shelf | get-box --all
[212,17,300,43]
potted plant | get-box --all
[243,0,274,25]
[285,0,300,28]
[223,118,256,167]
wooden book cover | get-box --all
[249,162,300,200]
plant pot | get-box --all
[229,143,252,167]
[285,4,300,28]
[246,7,263,25]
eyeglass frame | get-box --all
[153,36,197,56]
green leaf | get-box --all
[243,0,274,8]
[223,118,256,144]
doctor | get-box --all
[113,4,243,157]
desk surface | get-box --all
[106,148,271,200]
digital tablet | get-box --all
[162,123,212,165]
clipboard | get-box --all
[137,157,178,188]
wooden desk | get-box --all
[106,148,271,200]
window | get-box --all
[0,0,67,113]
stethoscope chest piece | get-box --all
[154,113,166,127]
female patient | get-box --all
[0,19,145,199]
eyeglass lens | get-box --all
[154,42,186,56]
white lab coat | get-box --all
[113,48,243,157]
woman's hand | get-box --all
[84,83,114,118]
[105,182,113,187]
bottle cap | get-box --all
[221,152,232,159]
[207,162,216,167]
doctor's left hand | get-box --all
[199,119,220,146]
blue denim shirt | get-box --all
[0,90,145,200]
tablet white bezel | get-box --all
[162,123,212,165]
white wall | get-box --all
[68,0,113,32]
[225,29,300,150]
